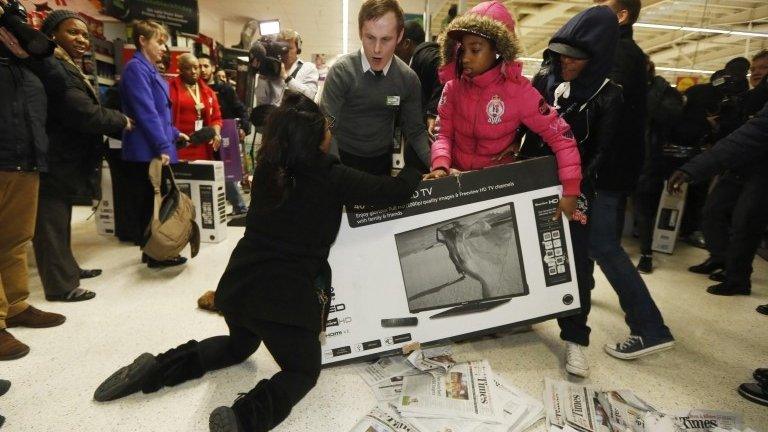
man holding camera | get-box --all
[254,28,319,107]
[0,0,66,361]
[320,0,431,175]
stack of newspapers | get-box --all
[350,348,544,432]
[544,379,753,432]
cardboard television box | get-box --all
[322,157,581,365]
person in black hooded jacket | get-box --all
[93,91,421,432]
[594,0,648,235]
[525,5,674,377]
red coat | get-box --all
[169,77,222,161]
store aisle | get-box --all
[2,207,767,431]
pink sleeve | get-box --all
[518,84,582,196]
[431,82,455,171]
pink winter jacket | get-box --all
[431,61,583,196]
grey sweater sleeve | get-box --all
[401,73,431,166]
[319,60,348,121]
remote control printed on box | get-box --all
[380,317,418,327]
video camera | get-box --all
[710,72,750,139]
[0,0,55,58]
[248,36,289,78]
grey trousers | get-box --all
[33,194,80,296]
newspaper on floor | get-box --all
[406,346,456,374]
[405,376,544,432]
[545,378,612,432]
[546,380,746,432]
[396,360,503,423]
[644,410,743,432]
[361,356,420,387]
[596,389,658,432]
[494,375,545,432]
[349,406,422,432]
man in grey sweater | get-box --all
[320,0,431,175]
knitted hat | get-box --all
[41,9,86,36]
[439,1,519,66]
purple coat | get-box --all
[119,52,179,163]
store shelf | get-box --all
[97,77,116,86]
[94,53,115,64]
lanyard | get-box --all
[186,83,203,119]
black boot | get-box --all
[706,282,751,296]
[688,258,724,274]
[93,340,204,402]
[758,304,768,315]
[754,368,768,386]
[216,379,292,432]
[94,353,159,402]
[141,340,205,393]
[708,270,727,282]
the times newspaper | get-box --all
[355,354,544,432]
[396,360,500,422]
[545,379,744,432]
[349,406,421,432]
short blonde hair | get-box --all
[132,20,169,48]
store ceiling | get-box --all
[429,0,768,81]
[199,0,768,82]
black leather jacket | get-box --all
[523,78,624,188]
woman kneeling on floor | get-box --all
[93,91,421,432]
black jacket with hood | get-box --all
[524,6,623,188]
[600,24,648,192]
[409,41,444,119]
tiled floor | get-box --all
[2,207,766,431]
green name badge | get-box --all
[386,96,401,106]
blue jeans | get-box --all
[225,180,247,212]
[559,190,673,345]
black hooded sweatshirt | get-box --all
[525,6,624,188]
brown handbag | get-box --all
[141,158,201,261]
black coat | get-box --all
[0,59,48,172]
[681,101,768,182]
[209,80,251,132]
[596,25,648,192]
[526,77,624,186]
[410,42,443,118]
[215,155,421,332]
[33,54,126,198]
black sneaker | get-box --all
[147,256,188,268]
[758,304,768,316]
[209,406,243,432]
[737,383,768,407]
[604,335,675,360]
[706,282,750,296]
[688,258,724,274]
[637,255,653,274]
[94,353,158,402]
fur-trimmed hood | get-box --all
[438,1,520,83]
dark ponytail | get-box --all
[252,91,326,211]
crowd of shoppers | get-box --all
[1,0,766,428]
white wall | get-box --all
[198,0,429,58]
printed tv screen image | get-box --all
[395,203,528,314]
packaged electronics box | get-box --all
[174,161,228,243]
[652,181,688,254]
[96,160,115,236]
